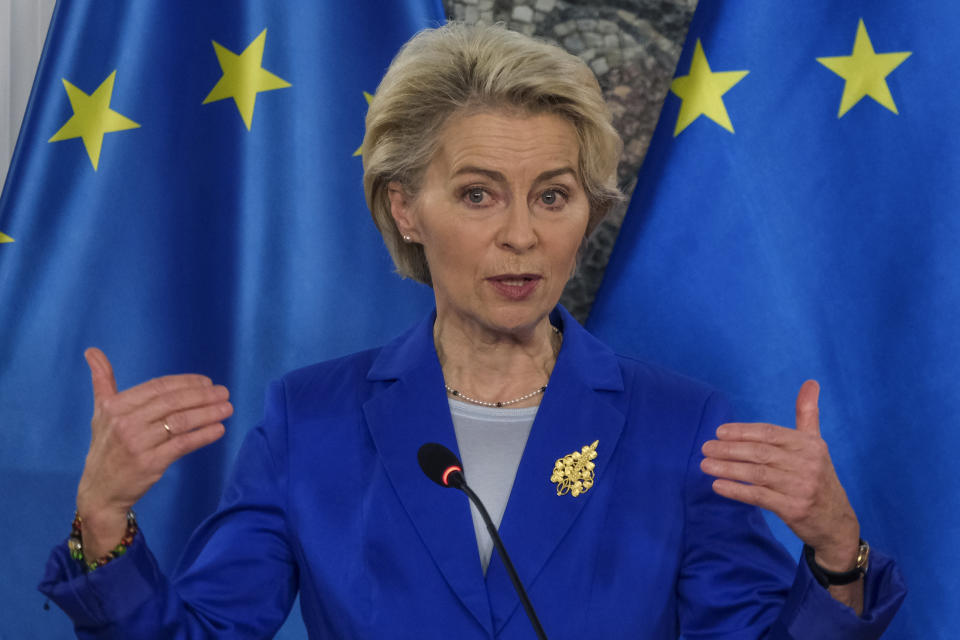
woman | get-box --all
[41,22,904,638]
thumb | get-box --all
[795,379,820,434]
[84,347,118,403]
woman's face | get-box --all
[389,110,589,337]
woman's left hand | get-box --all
[700,380,860,571]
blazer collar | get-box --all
[483,307,626,633]
[363,307,625,635]
[367,306,623,392]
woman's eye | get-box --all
[540,189,565,206]
[466,188,485,204]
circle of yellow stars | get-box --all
[42,18,915,169]
[670,19,911,137]
[45,28,291,174]
[3,29,295,243]
[41,17,916,173]
[0,19,916,244]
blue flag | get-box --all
[0,1,442,636]
[589,3,957,638]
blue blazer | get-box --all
[42,307,905,638]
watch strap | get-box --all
[803,539,869,587]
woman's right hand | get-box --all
[75,347,233,560]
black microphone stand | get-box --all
[449,475,548,640]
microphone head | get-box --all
[418,443,464,488]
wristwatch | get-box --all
[803,539,870,587]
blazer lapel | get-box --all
[363,312,494,635]
[484,307,626,634]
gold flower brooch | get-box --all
[550,440,598,497]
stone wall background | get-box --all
[441,0,696,323]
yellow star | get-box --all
[817,19,911,118]
[353,91,374,157]
[203,29,291,130]
[48,71,140,170]
[0,231,13,243]
[669,39,749,136]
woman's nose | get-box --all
[496,200,537,252]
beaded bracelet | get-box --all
[68,510,138,572]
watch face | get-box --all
[856,542,870,569]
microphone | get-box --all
[418,443,548,640]
[417,442,466,490]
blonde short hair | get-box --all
[362,22,623,285]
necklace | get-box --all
[444,325,560,408]
[445,383,547,408]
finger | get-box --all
[107,374,217,414]
[152,422,226,468]
[85,347,118,402]
[711,478,803,518]
[137,401,233,451]
[131,384,230,427]
[795,379,821,435]
[701,439,794,470]
[111,373,219,421]
[701,457,794,491]
[716,422,800,447]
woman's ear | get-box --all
[387,181,419,242]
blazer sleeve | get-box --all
[677,392,906,640]
[39,380,299,639]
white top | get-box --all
[449,398,538,573]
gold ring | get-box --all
[162,421,173,436]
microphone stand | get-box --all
[452,477,548,640]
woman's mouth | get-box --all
[487,274,541,300]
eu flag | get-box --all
[0,1,443,637]
[589,3,957,638]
